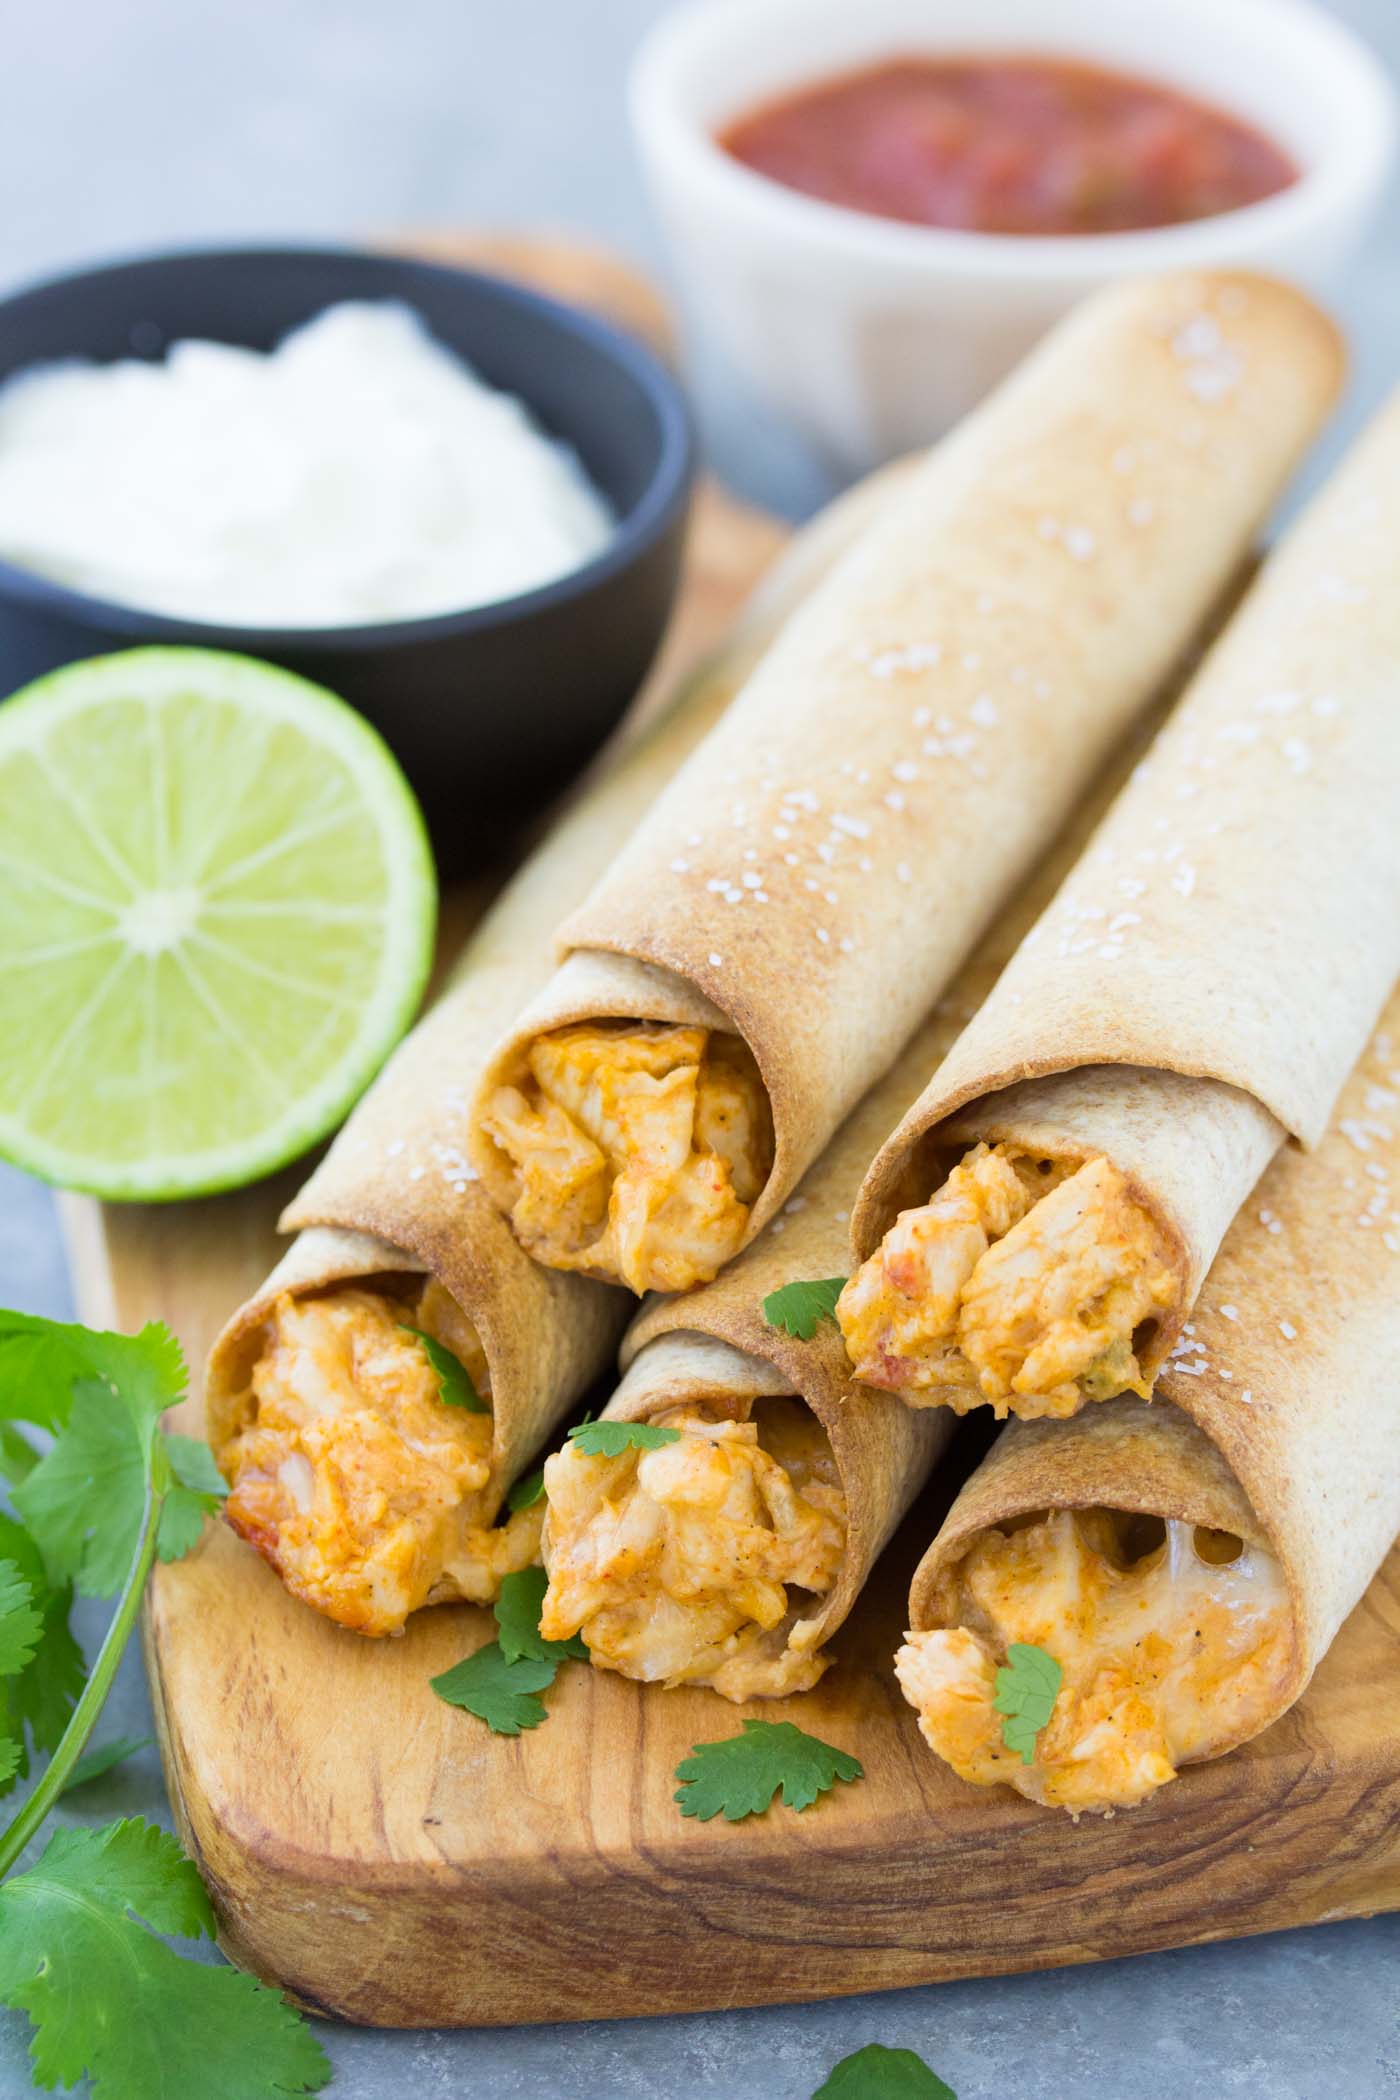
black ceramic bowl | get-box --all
[0,245,695,869]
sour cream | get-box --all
[0,301,616,627]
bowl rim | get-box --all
[630,0,1399,283]
[0,241,696,651]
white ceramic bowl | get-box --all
[631,0,1397,468]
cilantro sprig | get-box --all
[567,1418,681,1458]
[431,1644,556,1736]
[398,1325,488,1412]
[0,1820,330,2098]
[993,1642,1063,1765]
[813,2043,957,2098]
[762,1277,847,1341]
[675,1719,863,1822]
[0,1310,330,2097]
[432,1565,588,1735]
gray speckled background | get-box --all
[1,3,1399,2094]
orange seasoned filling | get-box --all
[895,1507,1293,1815]
[477,1021,773,1293]
[220,1282,539,1636]
[839,1143,1179,1419]
[540,1399,846,1701]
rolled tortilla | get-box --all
[846,384,1400,1424]
[470,271,1342,1297]
[203,469,903,1637]
[533,706,1186,1699]
[895,981,1400,1814]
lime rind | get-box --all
[0,647,436,1200]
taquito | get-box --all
[845,385,1400,1425]
[470,271,1340,1298]
[895,987,1400,1815]
[202,470,901,1638]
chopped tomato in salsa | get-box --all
[718,56,1297,237]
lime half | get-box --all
[0,648,436,1200]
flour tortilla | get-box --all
[204,467,907,1497]
[473,273,1342,1278]
[854,384,1400,1394]
[909,972,1400,1766]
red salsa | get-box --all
[718,55,1298,238]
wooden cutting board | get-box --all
[58,238,1400,2031]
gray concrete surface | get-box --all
[1,2,1399,2094]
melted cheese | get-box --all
[220,1283,540,1636]
[895,1508,1293,1814]
[478,1022,773,1292]
[838,1144,1179,1418]
[540,1399,847,1699]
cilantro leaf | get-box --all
[4,1318,190,1596]
[398,1326,488,1412]
[0,1514,84,1781]
[0,1819,331,2098]
[992,1642,1063,1765]
[157,1432,228,1563]
[13,1392,215,1597]
[506,1465,545,1513]
[495,1566,587,1665]
[762,1277,847,1341]
[0,1562,42,1679]
[15,1381,150,1597]
[675,1719,863,1822]
[61,1734,153,1795]
[813,2042,957,2099]
[0,1554,43,1783]
[0,1313,185,1438]
[567,1419,682,1458]
[430,1641,555,1735]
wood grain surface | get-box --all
[59,237,1400,2031]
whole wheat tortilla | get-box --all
[853,383,1400,1393]
[472,273,1342,1275]
[203,466,907,1498]
[909,973,1400,1769]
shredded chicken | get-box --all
[540,1399,847,1699]
[838,1143,1179,1418]
[895,1508,1293,1814]
[220,1282,541,1636]
[477,1021,773,1292]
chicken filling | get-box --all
[477,1021,774,1293]
[540,1399,847,1700]
[895,1507,1293,1815]
[838,1143,1180,1418]
[220,1283,541,1637]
